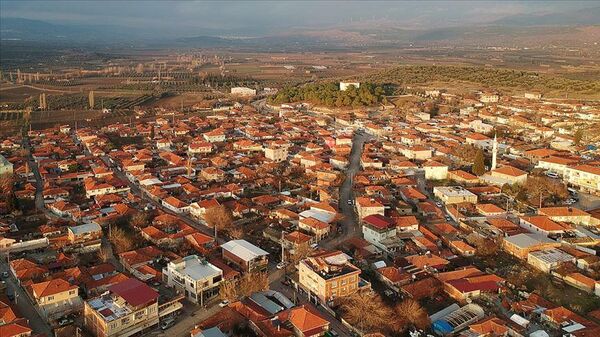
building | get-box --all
[339,82,360,91]
[565,165,600,195]
[28,278,82,320]
[485,165,528,186]
[519,216,565,236]
[503,233,560,259]
[527,249,575,273]
[433,186,477,205]
[163,255,223,305]
[221,240,269,272]
[0,154,13,175]
[298,251,367,303]
[67,222,102,252]
[264,146,288,162]
[84,278,161,337]
[479,92,499,103]
[432,304,485,335]
[361,215,402,256]
[355,197,385,221]
[423,160,448,180]
[538,207,591,226]
[230,87,256,96]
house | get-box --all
[28,278,82,320]
[231,87,256,96]
[433,186,477,204]
[485,166,528,186]
[83,278,164,337]
[298,250,367,303]
[356,197,385,220]
[298,217,330,241]
[519,216,566,236]
[361,215,402,256]
[538,207,591,226]
[565,165,600,195]
[423,160,448,180]
[163,255,222,305]
[221,240,269,273]
[279,305,331,337]
[503,233,560,259]
[527,248,575,273]
[264,145,288,162]
[67,223,102,252]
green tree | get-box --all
[472,149,486,176]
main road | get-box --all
[323,129,371,249]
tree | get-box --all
[340,292,394,333]
[204,205,233,242]
[524,176,568,207]
[574,129,584,145]
[97,245,111,263]
[472,149,486,176]
[109,226,135,254]
[219,271,268,302]
[450,144,478,163]
[228,226,244,240]
[129,211,149,229]
[395,299,430,330]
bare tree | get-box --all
[129,211,149,229]
[204,205,233,242]
[109,226,134,254]
[340,292,394,333]
[97,245,111,263]
[395,299,430,330]
[228,226,244,240]
[219,271,269,302]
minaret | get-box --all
[491,133,498,171]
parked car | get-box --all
[546,171,559,179]
[276,262,287,270]
[1,272,8,279]
[160,318,176,330]
[566,198,577,205]
[219,300,230,308]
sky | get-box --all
[0,0,597,36]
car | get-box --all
[1,272,8,278]
[436,202,443,208]
[546,171,559,179]
[276,262,287,270]
[329,330,339,337]
[160,318,176,330]
[445,215,452,221]
[219,300,230,308]
[566,198,577,205]
[310,243,319,249]
[58,318,73,327]
[347,199,354,205]
[567,187,578,195]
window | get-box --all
[330,282,337,289]
[47,296,54,301]
[69,290,76,295]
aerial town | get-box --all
[1,1,600,337]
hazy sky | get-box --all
[1,1,596,36]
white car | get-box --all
[546,171,559,179]
[566,198,577,205]
[219,300,230,308]
[276,262,287,270]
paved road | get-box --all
[1,259,53,336]
[323,130,371,249]
[22,136,45,211]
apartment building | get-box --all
[355,197,385,221]
[264,145,288,162]
[163,255,223,305]
[565,165,600,195]
[84,278,160,337]
[298,251,367,303]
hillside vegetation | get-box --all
[359,65,600,97]
[269,82,389,107]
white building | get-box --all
[433,186,478,204]
[339,82,360,91]
[163,255,223,305]
[527,249,575,273]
